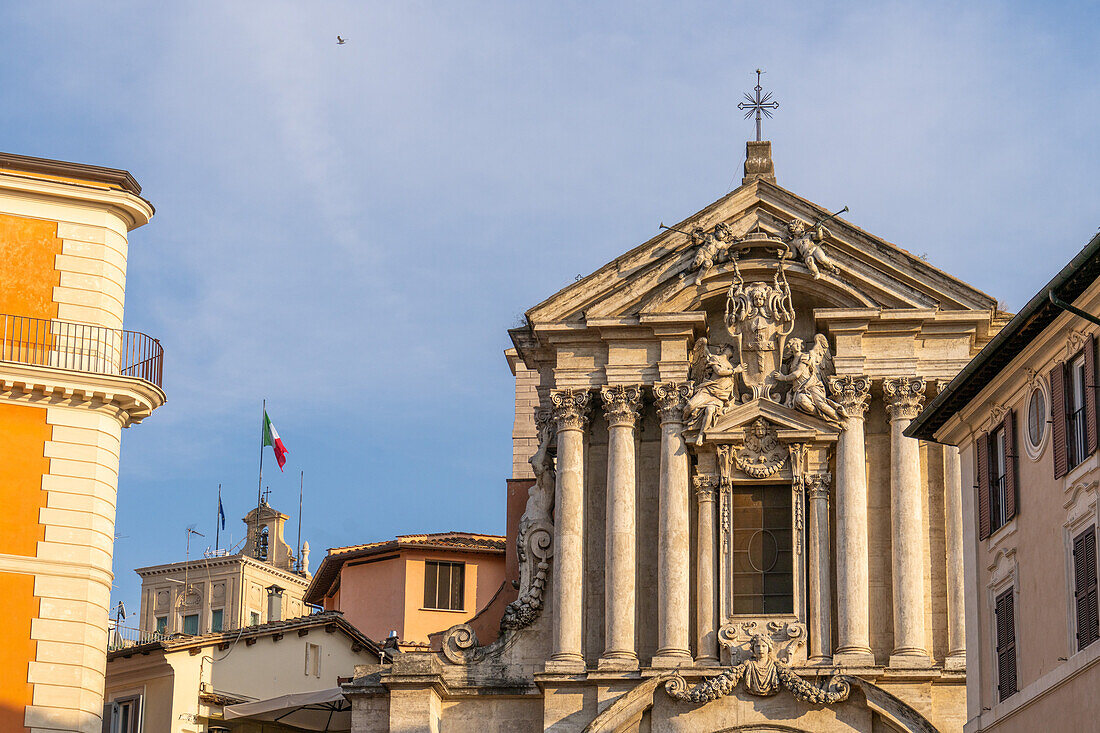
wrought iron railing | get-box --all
[1069,406,1088,468]
[0,313,162,388]
[107,624,171,651]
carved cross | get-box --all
[738,69,779,142]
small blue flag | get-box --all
[218,495,226,530]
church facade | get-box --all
[345,142,1007,732]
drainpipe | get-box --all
[1049,290,1100,328]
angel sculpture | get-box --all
[691,222,737,283]
[774,334,847,427]
[683,336,744,444]
[785,219,839,279]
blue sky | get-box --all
[2,1,1099,620]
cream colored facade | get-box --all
[909,232,1100,732]
[342,142,1008,732]
[105,612,381,733]
[134,502,310,637]
[0,153,165,732]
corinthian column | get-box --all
[944,445,966,669]
[548,388,590,672]
[695,474,719,665]
[828,375,875,666]
[883,377,931,667]
[806,473,833,663]
[599,385,643,668]
[652,382,693,667]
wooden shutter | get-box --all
[1088,335,1099,457]
[995,589,1017,701]
[1003,409,1018,521]
[1052,363,1068,479]
[977,433,991,540]
[1074,527,1100,650]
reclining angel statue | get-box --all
[773,334,847,427]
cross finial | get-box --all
[738,68,779,142]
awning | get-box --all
[223,688,351,731]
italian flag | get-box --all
[262,411,288,470]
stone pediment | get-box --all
[705,398,840,444]
[524,177,996,326]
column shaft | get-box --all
[945,445,966,668]
[549,389,590,670]
[884,377,930,666]
[600,385,642,667]
[829,375,874,664]
[654,383,692,665]
[807,474,833,662]
[695,476,719,664]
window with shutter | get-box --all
[1052,363,1068,478]
[995,588,1017,702]
[1087,335,1098,457]
[977,434,991,540]
[1074,527,1100,651]
[1003,409,1018,522]
[991,426,1008,532]
[1069,354,1088,468]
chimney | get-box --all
[266,585,284,622]
[743,140,776,185]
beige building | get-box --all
[105,611,381,733]
[130,501,310,640]
[342,141,1009,732]
[909,232,1100,731]
[0,152,165,732]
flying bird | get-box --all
[337,36,347,45]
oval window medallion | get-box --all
[1024,379,1049,460]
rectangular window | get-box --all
[732,485,793,615]
[182,613,199,636]
[1068,354,1088,468]
[111,695,142,733]
[305,642,321,677]
[995,588,1018,702]
[423,561,465,610]
[155,616,167,634]
[211,608,224,633]
[1074,526,1100,651]
[250,611,261,626]
[990,427,1008,532]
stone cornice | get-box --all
[135,553,310,586]
[0,361,166,426]
[0,169,154,229]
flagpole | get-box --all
[296,470,303,573]
[255,398,265,558]
[215,484,222,552]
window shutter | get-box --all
[1052,363,1068,479]
[1088,335,1098,457]
[995,589,1017,701]
[1075,527,1100,650]
[1003,409,1018,521]
[977,433,991,540]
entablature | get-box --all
[0,361,166,426]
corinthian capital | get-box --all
[806,472,832,500]
[693,473,718,500]
[600,384,643,427]
[827,375,871,419]
[653,382,692,424]
[882,377,927,421]
[550,388,591,431]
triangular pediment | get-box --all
[706,398,840,443]
[525,177,996,325]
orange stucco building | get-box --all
[304,533,508,648]
[0,153,165,732]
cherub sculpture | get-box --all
[774,334,847,427]
[683,336,744,444]
[691,222,737,283]
[785,219,839,279]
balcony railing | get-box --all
[108,624,171,651]
[0,313,162,388]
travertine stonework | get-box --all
[344,143,1007,732]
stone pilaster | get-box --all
[828,375,875,666]
[652,382,693,667]
[547,388,590,672]
[806,472,833,663]
[883,377,931,667]
[694,473,720,665]
[944,445,966,669]
[599,384,643,669]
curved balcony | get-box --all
[0,313,162,388]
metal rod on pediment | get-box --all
[255,398,265,558]
[296,470,304,573]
